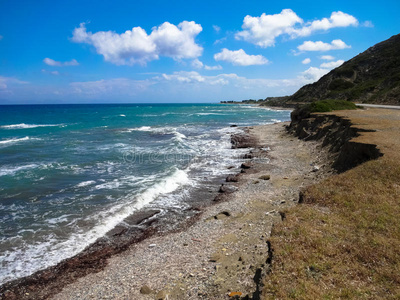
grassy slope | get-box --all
[263,109,400,299]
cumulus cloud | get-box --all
[214,48,268,66]
[320,55,335,60]
[320,59,344,68]
[302,58,311,64]
[235,10,358,47]
[191,59,222,70]
[288,11,358,38]
[72,21,203,65]
[298,39,351,51]
[235,9,302,47]
[300,67,330,82]
[43,58,79,66]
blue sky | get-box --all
[0,0,399,104]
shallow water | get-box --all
[0,103,290,284]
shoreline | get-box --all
[1,120,333,300]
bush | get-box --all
[308,99,357,113]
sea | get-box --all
[0,103,291,285]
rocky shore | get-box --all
[1,121,336,300]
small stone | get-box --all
[149,244,156,248]
[258,175,271,180]
[156,290,168,300]
[312,165,320,172]
[140,285,153,295]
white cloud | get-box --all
[288,11,358,37]
[204,65,222,70]
[235,10,358,48]
[320,55,335,60]
[302,58,311,64]
[70,78,153,97]
[298,39,351,51]
[235,9,302,47]
[191,59,222,70]
[320,59,344,68]
[72,21,203,66]
[213,25,221,33]
[214,48,268,66]
[191,59,204,69]
[43,58,79,66]
[362,21,374,28]
[300,67,330,82]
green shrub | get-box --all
[308,99,357,113]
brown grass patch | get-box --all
[263,109,400,299]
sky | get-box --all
[0,0,399,104]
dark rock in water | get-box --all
[106,225,128,237]
[226,174,239,182]
[227,165,235,169]
[231,133,257,149]
[123,209,161,226]
[242,153,253,159]
[241,162,251,169]
[230,124,238,127]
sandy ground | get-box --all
[51,122,334,300]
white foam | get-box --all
[0,123,64,129]
[0,164,39,177]
[119,114,126,117]
[0,136,31,145]
[75,180,96,188]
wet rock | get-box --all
[231,133,257,149]
[230,124,238,127]
[140,285,153,294]
[241,163,251,169]
[242,153,253,159]
[218,184,237,193]
[123,209,161,226]
[226,174,239,182]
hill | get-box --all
[264,33,400,106]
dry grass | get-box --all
[263,108,400,299]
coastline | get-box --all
[0,121,336,300]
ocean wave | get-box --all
[0,168,191,285]
[123,126,187,143]
[0,123,65,129]
[0,163,39,177]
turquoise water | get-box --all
[0,103,290,284]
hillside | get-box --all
[264,33,400,106]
